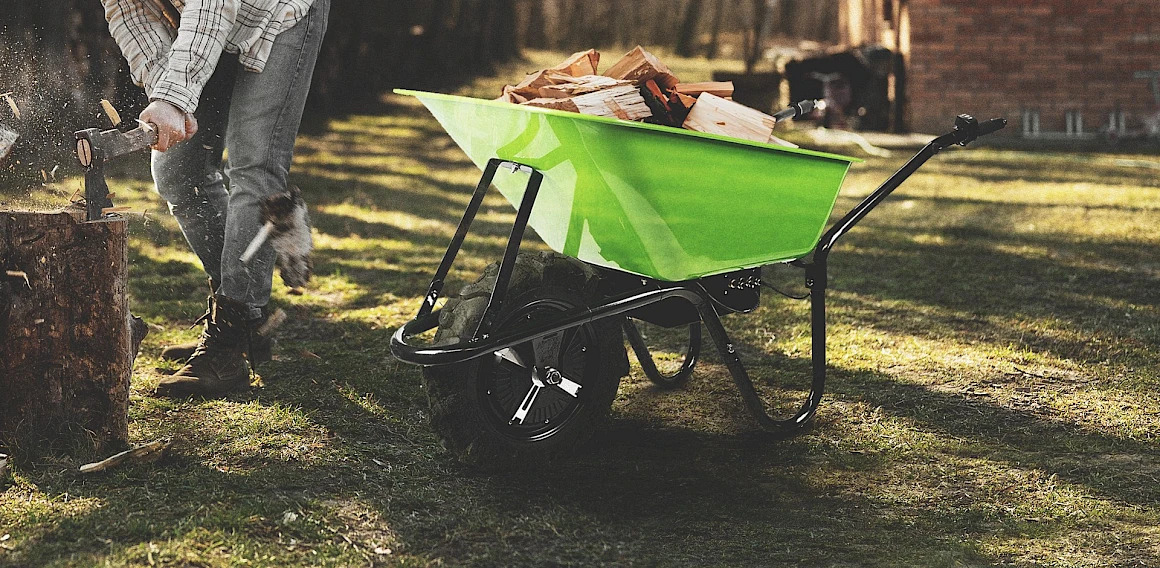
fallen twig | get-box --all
[1011,366,1048,379]
[4,270,30,288]
[79,439,171,474]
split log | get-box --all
[0,207,131,456]
[523,84,652,121]
[668,91,698,125]
[498,69,576,102]
[640,79,678,127]
[550,49,600,77]
[535,75,631,99]
[682,92,778,144]
[674,81,735,98]
[603,45,679,89]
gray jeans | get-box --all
[151,0,328,319]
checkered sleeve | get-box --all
[102,0,176,91]
[150,0,240,114]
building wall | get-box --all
[904,0,1160,135]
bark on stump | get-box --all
[0,208,131,456]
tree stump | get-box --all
[0,207,131,456]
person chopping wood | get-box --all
[101,0,329,397]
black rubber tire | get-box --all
[422,252,628,469]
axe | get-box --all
[75,122,157,221]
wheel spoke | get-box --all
[511,382,543,424]
[494,347,529,369]
[555,373,582,397]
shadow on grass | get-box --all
[827,221,1160,373]
[10,282,1158,566]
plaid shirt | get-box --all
[102,0,316,114]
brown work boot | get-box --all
[155,295,258,399]
[161,290,277,365]
[160,295,213,363]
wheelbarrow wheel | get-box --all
[423,252,628,469]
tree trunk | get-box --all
[706,0,725,59]
[674,0,704,57]
[0,208,131,457]
[522,0,548,49]
[742,0,770,74]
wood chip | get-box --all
[79,439,171,474]
[101,206,134,215]
[0,92,20,119]
[100,99,122,127]
[0,124,17,161]
[4,270,29,288]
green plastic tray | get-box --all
[398,89,860,282]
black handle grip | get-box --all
[772,99,823,122]
[976,117,1007,137]
[943,114,1007,147]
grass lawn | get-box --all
[2,50,1159,566]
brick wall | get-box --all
[904,0,1160,136]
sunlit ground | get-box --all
[1,50,1158,566]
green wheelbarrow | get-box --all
[391,89,1006,468]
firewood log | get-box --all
[603,46,679,89]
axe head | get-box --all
[75,122,157,168]
[74,122,157,221]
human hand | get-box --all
[140,100,198,152]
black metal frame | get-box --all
[391,114,1006,435]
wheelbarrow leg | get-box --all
[697,259,828,434]
[623,318,701,389]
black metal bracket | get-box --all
[412,158,542,342]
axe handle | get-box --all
[123,124,159,153]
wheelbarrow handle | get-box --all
[938,115,1008,147]
[814,114,1006,261]
[772,99,824,122]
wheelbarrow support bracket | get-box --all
[414,157,542,340]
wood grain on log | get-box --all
[682,92,777,143]
[0,208,130,456]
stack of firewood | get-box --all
[498,46,795,147]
